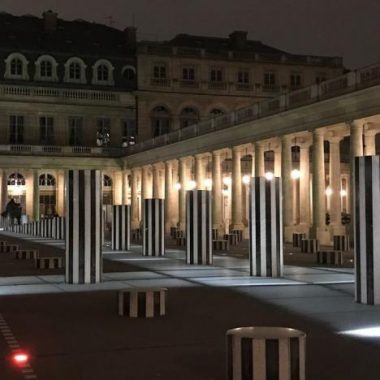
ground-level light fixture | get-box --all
[11,351,29,367]
[174,182,181,191]
[291,169,301,180]
[242,175,250,185]
[265,171,274,181]
[340,189,347,197]
[204,178,212,189]
[188,180,196,190]
[325,186,333,196]
[223,177,232,186]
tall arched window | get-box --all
[151,106,171,137]
[39,173,56,186]
[8,173,25,186]
[39,173,56,217]
[209,108,225,118]
[179,107,199,128]
[4,53,29,80]
[7,173,26,209]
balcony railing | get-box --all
[125,62,380,156]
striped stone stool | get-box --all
[176,237,186,246]
[118,288,167,318]
[0,244,20,253]
[170,227,178,239]
[300,239,319,253]
[175,230,185,238]
[224,234,239,246]
[213,240,230,251]
[292,233,306,248]
[14,250,39,260]
[333,235,350,251]
[231,229,243,243]
[212,229,219,240]
[317,251,343,266]
[132,229,142,241]
[35,257,63,269]
[226,327,306,380]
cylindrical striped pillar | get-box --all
[65,170,102,284]
[354,156,380,304]
[226,327,306,380]
[249,177,283,277]
[143,199,164,257]
[112,205,131,251]
[186,190,212,265]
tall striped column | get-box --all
[354,156,380,304]
[226,327,306,380]
[112,205,131,251]
[65,170,102,284]
[186,190,212,265]
[143,199,164,257]
[249,177,283,277]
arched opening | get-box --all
[39,173,57,218]
[151,106,171,137]
[209,108,225,118]
[179,107,199,128]
[103,175,113,205]
[7,173,26,210]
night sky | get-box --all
[1,0,379,69]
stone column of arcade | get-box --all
[153,163,164,199]
[328,136,345,236]
[65,170,102,284]
[195,154,206,190]
[179,157,191,231]
[298,139,311,231]
[32,170,40,221]
[131,168,141,230]
[281,134,294,242]
[164,160,177,234]
[212,150,224,237]
[0,170,7,219]
[254,142,265,177]
[311,128,330,244]
[364,129,377,156]
[231,146,244,231]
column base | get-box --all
[284,226,298,243]
[329,224,347,237]
[296,223,311,236]
[131,220,140,230]
[230,223,244,231]
[310,226,331,245]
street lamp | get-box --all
[96,130,110,146]
[242,175,250,184]
[265,171,274,181]
[325,187,333,196]
[291,169,301,179]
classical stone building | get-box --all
[136,32,344,141]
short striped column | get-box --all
[300,239,319,253]
[354,156,380,304]
[143,199,164,257]
[249,177,283,277]
[292,233,306,248]
[186,190,212,265]
[118,288,167,318]
[65,170,102,284]
[112,205,131,251]
[226,327,306,380]
[35,257,63,269]
[14,250,39,260]
[333,235,350,251]
[317,250,343,265]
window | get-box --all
[8,173,25,186]
[39,174,56,186]
[179,107,199,128]
[34,55,58,82]
[40,117,54,145]
[68,117,83,146]
[209,109,224,118]
[5,53,29,80]
[39,194,56,217]
[40,61,53,78]
[121,119,137,146]
[182,67,195,81]
[151,106,171,137]
[153,64,166,79]
[122,66,136,81]
[103,175,113,187]
[96,118,111,146]
[10,59,23,76]
[210,68,223,82]
[264,72,276,88]
[237,71,250,84]
[97,65,109,81]
[290,73,302,88]
[69,62,81,80]
[9,115,24,144]
[92,60,114,85]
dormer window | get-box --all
[64,57,87,84]
[34,55,58,82]
[4,53,29,80]
[92,59,114,85]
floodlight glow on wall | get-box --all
[291,169,301,179]
[222,189,229,196]
[223,177,232,186]
[174,182,181,190]
[204,178,212,189]
[8,184,25,196]
[265,171,274,181]
[242,175,250,185]
[340,326,380,338]
[325,187,333,196]
[340,189,347,197]
[188,180,196,190]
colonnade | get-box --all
[128,121,379,244]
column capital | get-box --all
[313,127,326,137]
[179,156,192,163]
[281,134,294,143]
[348,119,365,130]
[232,145,244,153]
[326,135,343,144]
[131,167,141,174]
[152,162,164,170]
[212,149,225,157]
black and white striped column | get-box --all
[249,177,283,277]
[52,217,65,240]
[112,205,131,251]
[143,199,164,257]
[226,327,306,380]
[354,156,380,305]
[186,190,212,265]
[65,170,102,284]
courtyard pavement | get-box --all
[0,232,379,379]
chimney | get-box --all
[124,27,137,48]
[42,10,58,33]
[229,31,248,49]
